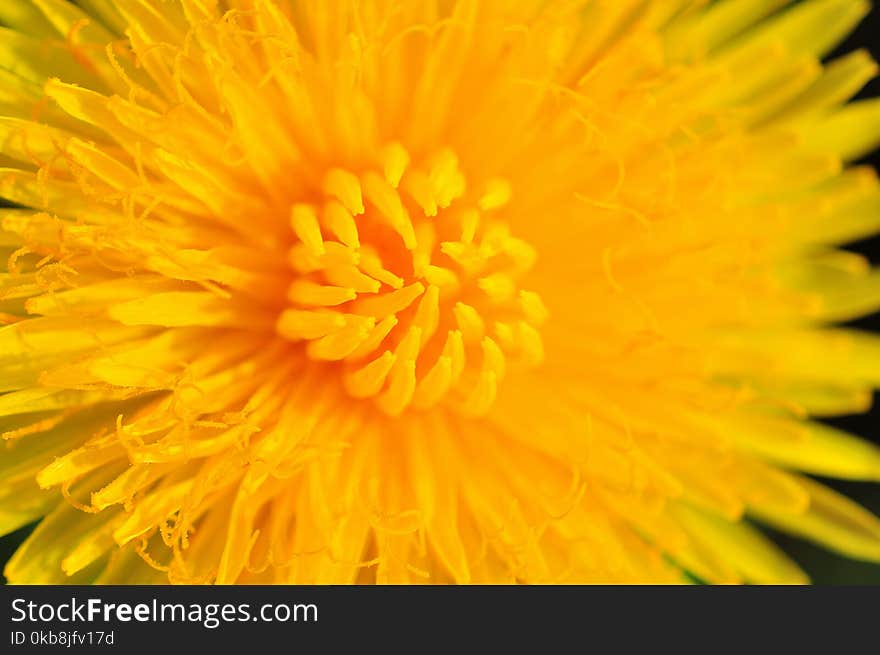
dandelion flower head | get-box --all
[2,0,880,584]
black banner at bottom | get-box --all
[1,585,877,651]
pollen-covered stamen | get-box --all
[275,144,546,416]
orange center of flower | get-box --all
[274,144,546,416]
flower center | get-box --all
[274,144,546,416]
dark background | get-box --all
[1,2,880,584]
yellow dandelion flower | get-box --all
[2,0,880,585]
